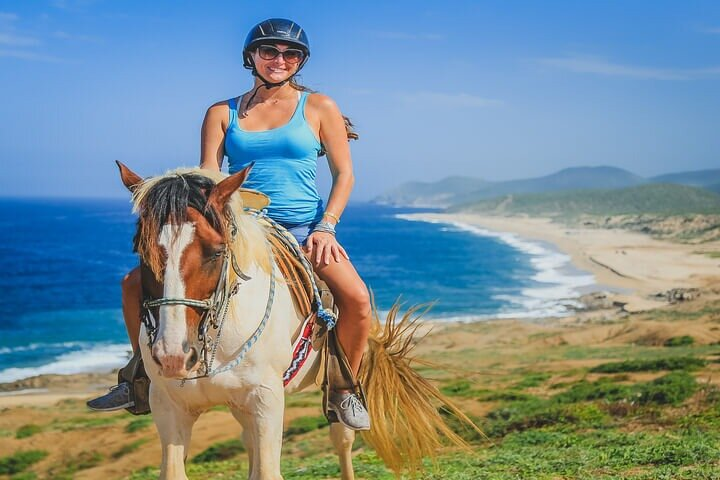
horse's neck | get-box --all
[221,261,298,353]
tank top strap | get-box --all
[227,97,239,125]
[292,91,310,124]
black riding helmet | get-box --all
[243,18,310,76]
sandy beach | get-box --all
[2,215,720,478]
[405,212,720,313]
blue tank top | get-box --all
[225,91,324,227]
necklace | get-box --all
[240,94,281,118]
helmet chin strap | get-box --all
[244,65,294,112]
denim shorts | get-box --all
[283,222,318,247]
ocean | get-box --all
[0,199,595,383]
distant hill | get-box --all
[650,169,720,188]
[707,183,720,195]
[452,166,645,205]
[450,183,720,217]
[374,166,720,208]
[373,176,488,207]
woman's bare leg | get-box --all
[87,266,144,411]
[313,258,371,376]
[122,266,143,354]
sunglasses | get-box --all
[256,45,305,64]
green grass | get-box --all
[8,472,38,480]
[663,336,695,347]
[637,371,698,406]
[589,356,706,373]
[48,450,104,478]
[440,380,478,397]
[284,415,328,437]
[51,414,127,431]
[125,417,154,433]
[511,372,552,389]
[112,439,150,459]
[0,450,48,475]
[191,439,246,464]
[15,424,42,439]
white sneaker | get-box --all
[327,391,370,431]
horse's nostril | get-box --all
[186,347,199,371]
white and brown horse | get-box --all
[117,163,477,480]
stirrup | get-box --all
[117,350,152,416]
[321,329,368,425]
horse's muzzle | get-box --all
[152,343,201,379]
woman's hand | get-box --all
[304,232,350,266]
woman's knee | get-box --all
[338,283,372,318]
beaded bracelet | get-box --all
[312,220,336,236]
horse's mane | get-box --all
[130,167,271,281]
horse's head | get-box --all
[117,162,251,379]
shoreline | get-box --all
[404,212,720,313]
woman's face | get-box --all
[252,43,304,83]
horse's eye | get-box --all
[204,247,225,264]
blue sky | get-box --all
[1,0,719,199]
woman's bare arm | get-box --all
[304,93,354,265]
[314,94,355,221]
[200,102,228,171]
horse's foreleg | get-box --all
[231,408,256,476]
[151,388,197,480]
[330,423,356,480]
[234,382,285,480]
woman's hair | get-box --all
[288,78,358,156]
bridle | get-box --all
[140,211,274,382]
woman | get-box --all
[88,18,372,431]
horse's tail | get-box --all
[359,300,485,474]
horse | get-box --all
[116,162,478,480]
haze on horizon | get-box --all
[1,0,719,200]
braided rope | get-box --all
[209,256,276,377]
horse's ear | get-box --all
[116,161,143,192]
[206,163,253,212]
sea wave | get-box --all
[0,341,91,355]
[0,343,130,383]
[396,214,597,319]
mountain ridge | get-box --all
[374,166,720,208]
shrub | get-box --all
[664,336,695,347]
[191,439,245,463]
[512,372,552,389]
[440,380,476,397]
[638,371,697,406]
[285,415,328,437]
[125,417,153,433]
[479,390,534,402]
[590,357,705,373]
[15,425,42,439]
[484,397,610,437]
[0,450,48,475]
[553,378,636,404]
[112,439,149,459]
